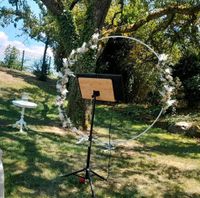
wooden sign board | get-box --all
[78,77,116,102]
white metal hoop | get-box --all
[97,35,164,147]
[98,35,160,59]
[76,35,164,148]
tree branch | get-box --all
[70,0,81,10]
[111,0,124,25]
[94,0,112,29]
[105,4,200,34]
[147,13,175,43]
[40,0,64,15]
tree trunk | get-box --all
[39,37,49,81]
[67,0,112,130]
[40,0,111,129]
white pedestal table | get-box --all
[12,100,37,132]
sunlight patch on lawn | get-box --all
[182,178,200,194]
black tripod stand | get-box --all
[61,90,106,197]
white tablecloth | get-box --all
[0,149,4,198]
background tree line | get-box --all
[1,44,52,76]
[2,44,21,69]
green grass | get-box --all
[0,67,200,197]
[165,109,200,126]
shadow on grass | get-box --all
[0,122,142,197]
[0,87,58,128]
[94,105,200,159]
[163,186,200,198]
[1,82,200,197]
[0,128,94,197]
[137,132,200,159]
[94,104,151,140]
[1,125,200,197]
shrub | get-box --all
[173,53,200,106]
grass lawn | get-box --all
[0,67,200,198]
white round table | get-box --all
[12,100,37,132]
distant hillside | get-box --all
[0,66,56,91]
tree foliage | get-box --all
[173,52,200,106]
[3,44,20,69]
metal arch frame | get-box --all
[96,35,164,146]
[98,35,160,59]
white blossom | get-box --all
[160,76,165,82]
[81,42,87,48]
[165,75,173,81]
[57,72,63,78]
[69,49,76,58]
[56,100,63,106]
[79,47,89,53]
[92,33,99,42]
[159,91,165,97]
[159,54,168,62]
[63,58,68,64]
[77,47,85,54]
[165,68,172,74]
[56,83,62,90]
[63,59,70,67]
[59,112,64,121]
[61,89,68,95]
[67,118,71,123]
[56,96,62,101]
[62,121,67,128]
[165,99,176,109]
[90,44,97,50]
[164,85,174,93]
[64,68,75,77]
[62,78,69,84]
[68,60,76,66]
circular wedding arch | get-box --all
[71,35,168,146]
[57,34,174,146]
[99,35,160,59]
[97,35,163,145]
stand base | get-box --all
[61,168,106,198]
[13,118,27,132]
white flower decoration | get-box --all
[159,54,168,62]
[164,85,174,93]
[165,68,172,74]
[92,33,99,42]
[61,89,68,95]
[56,83,62,90]
[70,49,76,58]
[165,99,176,109]
[57,72,63,78]
[56,34,176,129]
[59,113,64,120]
[90,45,97,50]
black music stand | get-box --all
[62,73,123,197]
